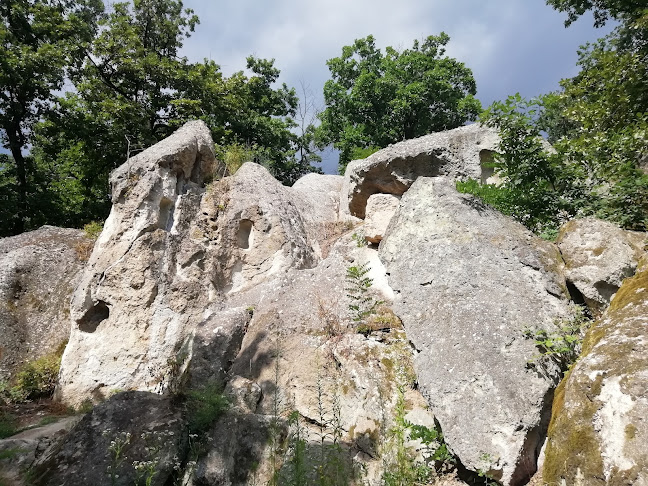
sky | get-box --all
[179,0,615,173]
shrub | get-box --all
[345,262,383,329]
[186,384,229,434]
[523,303,591,375]
[0,411,18,439]
[83,221,103,239]
[1,342,66,403]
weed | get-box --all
[1,342,66,403]
[38,416,59,426]
[186,383,229,435]
[0,447,28,460]
[104,430,132,486]
[345,262,384,332]
[77,398,94,414]
[351,232,366,248]
[83,221,103,239]
[0,411,17,439]
[523,303,591,374]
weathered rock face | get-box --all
[343,123,499,219]
[379,177,569,485]
[0,226,89,381]
[33,392,186,486]
[364,194,400,244]
[0,416,81,485]
[543,259,648,486]
[56,121,324,406]
[557,217,645,314]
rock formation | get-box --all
[342,123,499,219]
[2,121,646,486]
[0,226,89,382]
[380,177,569,485]
[543,258,648,485]
[557,217,645,314]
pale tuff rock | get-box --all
[0,226,88,381]
[363,193,400,244]
[543,261,648,486]
[56,123,319,407]
[379,177,569,486]
[342,123,499,219]
[557,217,646,314]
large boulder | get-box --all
[557,217,645,314]
[342,123,499,219]
[56,122,320,407]
[32,392,186,486]
[0,226,89,382]
[379,177,569,485]
[543,259,648,485]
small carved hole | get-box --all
[78,300,110,333]
[237,219,253,249]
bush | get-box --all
[0,411,18,439]
[186,384,229,434]
[0,342,66,403]
[83,221,103,239]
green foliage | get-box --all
[382,388,457,485]
[469,89,647,234]
[0,0,103,234]
[345,263,383,331]
[185,384,229,434]
[351,232,366,248]
[523,304,591,374]
[318,33,481,170]
[477,94,578,234]
[83,221,103,239]
[0,411,18,439]
[1,343,66,403]
[546,0,647,27]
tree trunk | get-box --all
[7,129,27,234]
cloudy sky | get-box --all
[180,0,614,172]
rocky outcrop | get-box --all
[543,259,648,485]
[380,177,569,485]
[33,392,186,486]
[342,123,499,219]
[56,121,321,406]
[364,194,400,244]
[0,416,81,485]
[0,226,89,382]
[557,217,645,314]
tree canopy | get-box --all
[317,34,482,171]
[0,0,102,234]
[4,0,314,234]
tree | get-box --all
[0,0,103,234]
[317,34,482,171]
[546,0,647,26]
[542,0,648,230]
[32,0,304,229]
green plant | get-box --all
[214,142,262,177]
[351,232,366,248]
[104,430,132,486]
[318,33,481,170]
[2,343,67,403]
[345,262,384,331]
[523,303,591,374]
[77,398,94,414]
[186,383,229,435]
[83,221,103,239]
[0,447,28,460]
[0,411,18,439]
